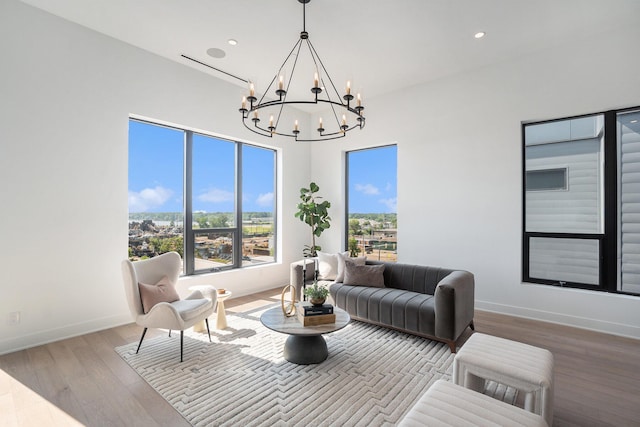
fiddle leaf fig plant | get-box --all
[294,182,331,257]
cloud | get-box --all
[197,188,234,203]
[379,197,397,212]
[256,192,274,207]
[355,183,380,195]
[128,186,173,212]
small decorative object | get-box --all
[281,285,297,317]
[217,288,226,295]
[304,282,329,306]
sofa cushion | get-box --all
[330,283,436,336]
[336,253,366,282]
[367,260,455,294]
[138,275,180,314]
[343,260,385,287]
[317,251,348,280]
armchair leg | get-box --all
[168,330,172,337]
[469,320,475,331]
[180,330,184,362]
[205,318,212,342]
[136,328,148,354]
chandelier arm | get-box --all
[242,117,273,138]
[256,38,303,107]
[306,38,344,102]
[274,38,303,130]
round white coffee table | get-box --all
[260,306,350,364]
[216,291,232,329]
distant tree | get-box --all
[349,219,362,236]
[210,214,230,228]
[196,216,210,229]
[150,236,184,257]
[348,238,360,257]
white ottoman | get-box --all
[453,333,554,426]
[399,379,547,427]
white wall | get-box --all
[2,0,639,355]
[310,24,640,338]
[0,0,312,354]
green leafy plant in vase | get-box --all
[304,282,330,306]
[294,182,331,258]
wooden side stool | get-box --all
[453,333,554,426]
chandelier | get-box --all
[239,0,365,142]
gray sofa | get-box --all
[290,259,475,352]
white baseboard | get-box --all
[0,313,132,356]
[476,300,640,340]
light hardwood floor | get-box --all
[1,288,639,426]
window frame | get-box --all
[521,109,632,293]
[344,144,398,261]
[129,118,277,276]
[525,167,568,192]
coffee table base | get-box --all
[283,335,328,365]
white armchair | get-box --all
[122,251,216,362]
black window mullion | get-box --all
[184,131,194,275]
[234,143,243,269]
[603,111,618,292]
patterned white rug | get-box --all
[116,305,515,426]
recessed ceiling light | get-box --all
[228,39,238,46]
[207,47,226,59]
[474,32,486,39]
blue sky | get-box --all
[129,120,396,214]
[347,145,397,213]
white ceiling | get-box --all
[20,0,640,101]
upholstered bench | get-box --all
[399,379,548,427]
[453,333,554,426]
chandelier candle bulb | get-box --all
[249,83,255,97]
[357,93,361,107]
[294,120,299,131]
[314,72,319,88]
[342,115,346,126]
[346,81,351,95]
[241,96,247,110]
[279,75,284,90]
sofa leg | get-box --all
[469,320,475,331]
[447,341,457,353]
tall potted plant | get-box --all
[294,182,331,258]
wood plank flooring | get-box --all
[1,288,639,426]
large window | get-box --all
[128,119,276,275]
[522,107,640,295]
[345,145,397,262]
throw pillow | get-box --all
[343,260,386,287]
[138,275,180,314]
[336,253,366,283]
[317,251,348,281]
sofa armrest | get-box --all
[290,259,316,300]
[434,270,475,341]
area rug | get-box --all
[116,305,516,426]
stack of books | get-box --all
[296,302,336,326]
